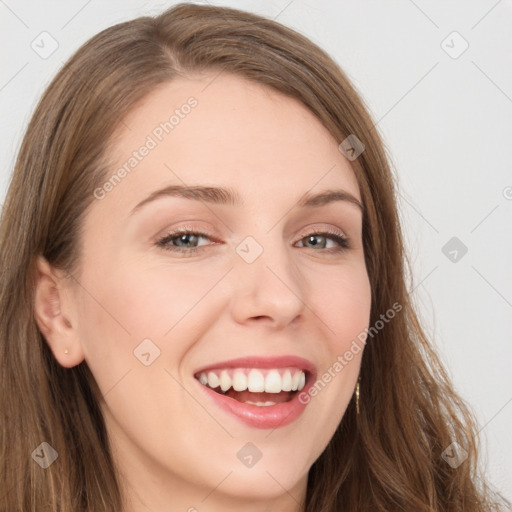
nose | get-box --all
[229,236,306,329]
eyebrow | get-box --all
[129,184,364,216]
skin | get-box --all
[34,73,372,511]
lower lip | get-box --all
[195,376,313,429]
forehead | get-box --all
[99,72,361,215]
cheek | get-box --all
[297,262,370,443]
[313,261,372,348]
[74,259,229,374]
[113,260,231,337]
[80,260,217,332]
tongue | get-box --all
[225,389,292,404]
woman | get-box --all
[0,3,504,511]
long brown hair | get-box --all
[0,3,503,511]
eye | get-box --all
[156,226,350,256]
[156,228,215,256]
[295,229,350,254]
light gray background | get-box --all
[1,0,511,501]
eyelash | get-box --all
[156,226,350,257]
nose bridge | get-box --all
[229,230,306,325]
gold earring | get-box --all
[355,381,360,415]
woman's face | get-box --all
[54,74,371,509]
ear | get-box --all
[33,256,85,368]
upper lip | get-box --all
[193,355,316,377]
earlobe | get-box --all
[33,256,85,368]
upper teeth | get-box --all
[197,368,306,393]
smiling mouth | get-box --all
[194,367,307,406]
